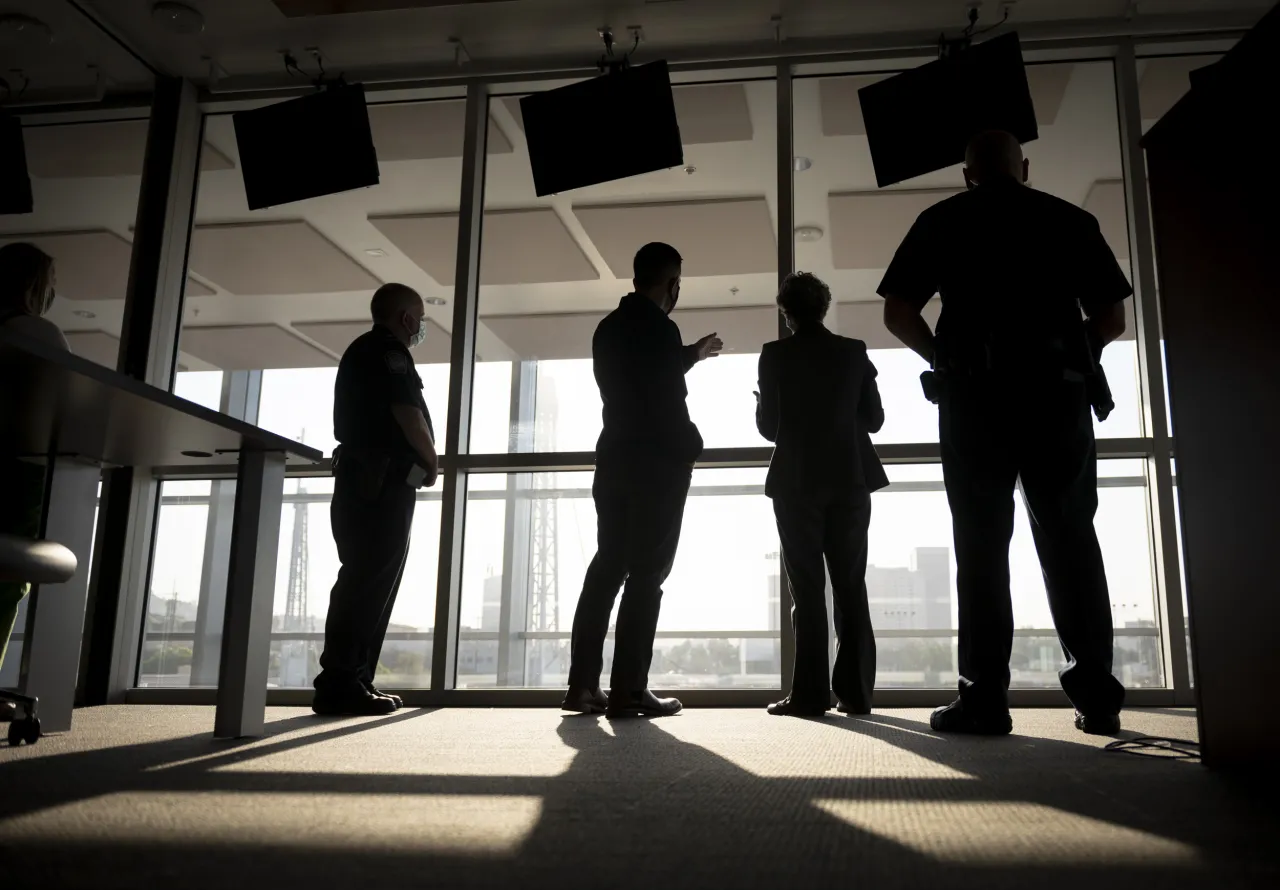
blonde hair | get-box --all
[0,242,56,317]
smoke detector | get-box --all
[794,225,824,243]
[151,2,206,36]
[0,14,54,49]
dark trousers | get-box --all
[940,375,1125,717]
[773,493,876,710]
[315,465,416,694]
[567,468,691,693]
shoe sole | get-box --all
[930,717,1013,735]
[605,705,683,718]
[561,702,606,714]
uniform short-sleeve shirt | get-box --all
[877,182,1133,363]
[333,324,432,455]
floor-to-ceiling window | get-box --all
[138,87,467,689]
[455,69,782,689]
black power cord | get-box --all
[1104,736,1201,761]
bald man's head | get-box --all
[963,130,1028,189]
[370,282,426,346]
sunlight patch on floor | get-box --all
[0,792,543,854]
[812,800,1201,865]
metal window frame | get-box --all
[62,21,1229,710]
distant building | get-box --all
[866,547,952,630]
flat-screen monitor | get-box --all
[520,61,683,196]
[858,32,1038,188]
[233,84,380,210]
[0,111,33,215]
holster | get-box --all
[332,445,391,500]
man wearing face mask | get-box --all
[313,283,438,716]
[563,242,723,717]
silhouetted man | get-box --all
[756,272,888,718]
[879,131,1131,736]
[313,283,438,716]
[563,242,722,717]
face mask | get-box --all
[666,282,680,315]
[408,314,427,348]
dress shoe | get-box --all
[363,681,403,710]
[606,689,682,718]
[1074,710,1122,735]
[312,686,397,717]
[929,698,1013,735]
[561,686,608,714]
[767,695,829,717]
[836,700,871,716]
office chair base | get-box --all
[2,690,41,746]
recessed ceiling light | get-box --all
[794,225,824,242]
[364,248,387,257]
[425,296,447,306]
[683,165,697,175]
[151,2,205,36]
[793,156,813,172]
[72,309,97,319]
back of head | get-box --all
[964,130,1025,187]
[369,282,422,324]
[777,271,831,329]
[0,242,55,317]
[632,242,682,294]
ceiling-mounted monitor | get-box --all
[0,111,33,215]
[520,60,684,197]
[858,32,1038,188]
[233,83,380,210]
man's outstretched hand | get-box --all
[694,332,724,362]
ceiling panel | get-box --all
[1084,180,1129,261]
[0,230,211,302]
[294,318,452,364]
[24,119,232,179]
[370,208,597,286]
[369,100,512,161]
[1139,56,1212,122]
[273,0,507,14]
[63,330,121,368]
[180,324,336,370]
[188,221,382,295]
[837,299,941,350]
[818,63,1073,138]
[502,81,754,146]
[828,189,963,270]
[575,198,776,280]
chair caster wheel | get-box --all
[8,716,40,746]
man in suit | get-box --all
[756,272,888,717]
[563,242,723,717]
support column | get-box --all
[22,458,101,732]
[214,450,286,738]
[432,80,489,690]
[1115,44,1190,702]
[79,77,203,706]
[496,361,536,686]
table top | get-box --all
[0,329,323,469]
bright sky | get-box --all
[156,335,1156,645]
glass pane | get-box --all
[139,478,440,689]
[457,467,781,688]
[176,93,464,453]
[792,61,1142,442]
[472,74,778,453]
[2,115,149,369]
[863,460,1161,688]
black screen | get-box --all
[520,61,684,197]
[858,32,1038,188]
[0,111,33,215]
[233,84,380,210]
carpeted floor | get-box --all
[0,706,1275,889]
